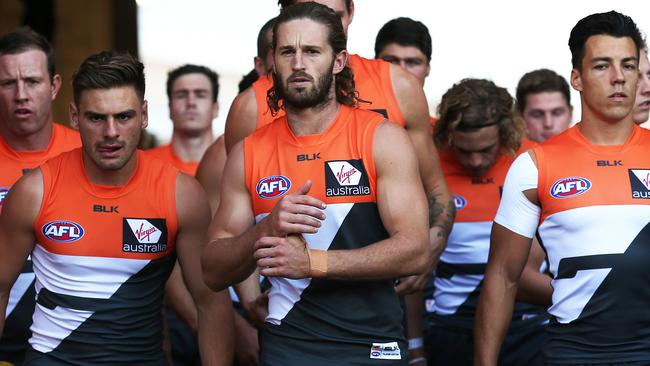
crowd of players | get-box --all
[1,1,650,366]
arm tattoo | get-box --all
[428,196,456,237]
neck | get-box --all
[82,151,138,187]
[578,107,634,145]
[286,97,340,136]
[0,119,53,151]
[170,130,214,162]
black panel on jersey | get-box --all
[0,279,36,365]
[546,222,650,363]
[262,202,407,365]
[29,254,175,365]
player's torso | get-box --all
[536,125,650,362]
[29,149,178,363]
[244,106,406,359]
[432,146,543,325]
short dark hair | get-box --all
[374,17,432,61]
[166,64,219,103]
[278,0,353,13]
[0,27,55,80]
[257,17,276,59]
[435,78,525,156]
[268,2,360,114]
[516,69,571,114]
[569,11,643,70]
[72,51,145,106]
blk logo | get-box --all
[93,204,119,213]
[256,176,291,199]
[42,220,85,242]
[297,153,321,162]
[550,177,592,198]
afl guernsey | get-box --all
[145,144,198,176]
[529,125,650,363]
[429,140,546,329]
[253,54,404,129]
[0,123,80,364]
[26,148,178,365]
[245,106,406,365]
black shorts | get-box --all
[424,319,547,366]
[260,324,408,366]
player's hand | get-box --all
[395,273,430,295]
[243,291,269,328]
[260,180,326,237]
[234,318,260,366]
[254,234,310,279]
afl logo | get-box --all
[453,194,467,210]
[256,175,291,199]
[42,220,85,242]
[550,177,592,198]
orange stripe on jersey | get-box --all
[35,149,178,260]
[244,106,382,215]
[0,123,80,210]
[536,125,650,222]
[144,144,199,176]
[441,139,537,222]
[254,54,404,129]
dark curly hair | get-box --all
[267,2,361,115]
[434,78,525,156]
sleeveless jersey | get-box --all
[533,125,650,363]
[245,106,406,365]
[0,123,80,364]
[430,140,546,329]
[253,54,404,129]
[145,144,198,176]
[29,148,178,364]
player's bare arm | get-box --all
[391,64,454,293]
[0,170,43,335]
[175,172,235,365]
[516,238,552,307]
[223,88,258,154]
[474,223,533,366]
[253,121,429,280]
[195,134,227,215]
[202,141,326,290]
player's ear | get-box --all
[141,100,149,129]
[333,50,348,75]
[570,68,583,92]
[69,102,80,130]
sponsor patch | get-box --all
[42,220,85,242]
[453,194,467,210]
[325,160,371,197]
[549,177,591,198]
[123,218,167,253]
[0,187,9,206]
[629,169,650,199]
[369,341,401,360]
[256,175,291,199]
